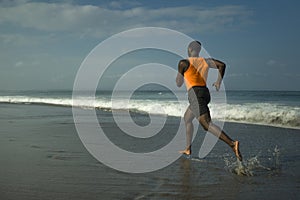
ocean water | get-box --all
[0,90,299,129]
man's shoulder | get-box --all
[178,59,190,73]
[179,59,190,67]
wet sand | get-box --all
[0,104,299,199]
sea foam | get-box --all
[0,96,299,129]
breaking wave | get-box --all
[0,96,299,129]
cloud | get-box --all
[227,73,248,78]
[0,2,100,31]
[0,2,252,39]
[266,59,287,68]
[14,61,24,68]
[108,1,142,9]
[267,59,276,66]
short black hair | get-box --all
[188,40,201,52]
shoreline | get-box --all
[0,102,299,131]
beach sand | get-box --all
[0,104,299,200]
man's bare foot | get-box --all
[233,141,242,161]
[179,148,191,155]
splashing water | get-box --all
[224,146,281,176]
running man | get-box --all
[176,41,242,161]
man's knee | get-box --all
[184,109,194,124]
[200,120,209,131]
[184,115,193,124]
[199,114,211,131]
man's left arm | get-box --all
[206,58,226,91]
[176,59,189,87]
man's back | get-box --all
[183,57,209,90]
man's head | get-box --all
[188,41,201,57]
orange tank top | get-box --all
[184,57,209,90]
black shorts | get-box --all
[188,86,211,118]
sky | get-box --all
[0,0,299,91]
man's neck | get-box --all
[189,53,199,57]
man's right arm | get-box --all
[176,59,189,87]
[205,58,226,91]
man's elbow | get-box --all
[176,79,183,87]
[176,75,184,87]
[176,81,182,87]
[220,63,226,69]
[218,63,226,72]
